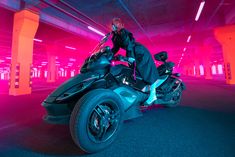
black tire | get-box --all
[164,87,182,107]
[70,89,124,153]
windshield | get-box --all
[88,32,111,61]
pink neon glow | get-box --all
[60,68,64,71]
[195,1,205,21]
[0,59,5,63]
[199,65,204,75]
[5,57,11,60]
[88,26,105,36]
[44,71,47,78]
[183,47,186,52]
[218,64,223,74]
[41,61,47,64]
[71,71,75,77]
[0,73,4,80]
[33,38,42,42]
[182,53,184,57]
[65,46,76,50]
[187,35,191,43]
[193,66,196,75]
[212,65,216,74]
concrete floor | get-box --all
[0,76,235,157]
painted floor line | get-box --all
[0,123,17,131]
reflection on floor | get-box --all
[0,76,235,157]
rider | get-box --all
[110,18,162,106]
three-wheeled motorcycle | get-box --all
[42,33,186,153]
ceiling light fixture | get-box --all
[88,26,105,36]
[69,58,76,62]
[187,35,191,43]
[195,1,205,21]
[33,38,43,42]
[65,46,76,50]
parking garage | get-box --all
[0,0,235,156]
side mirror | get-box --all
[173,73,181,77]
[154,51,168,62]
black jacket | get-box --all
[111,28,159,84]
[111,28,136,58]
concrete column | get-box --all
[182,65,187,75]
[195,63,200,77]
[201,45,212,79]
[192,48,199,77]
[214,25,235,84]
[9,10,39,95]
[46,45,57,82]
[187,63,193,76]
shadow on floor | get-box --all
[2,119,86,156]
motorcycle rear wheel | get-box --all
[164,87,182,107]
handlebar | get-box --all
[113,55,128,62]
[113,55,136,65]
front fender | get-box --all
[44,72,99,103]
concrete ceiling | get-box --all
[1,0,235,69]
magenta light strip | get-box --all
[33,38,43,42]
[187,35,191,43]
[69,58,76,62]
[195,1,205,21]
[88,26,105,36]
[65,46,76,50]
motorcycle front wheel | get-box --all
[70,89,124,153]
